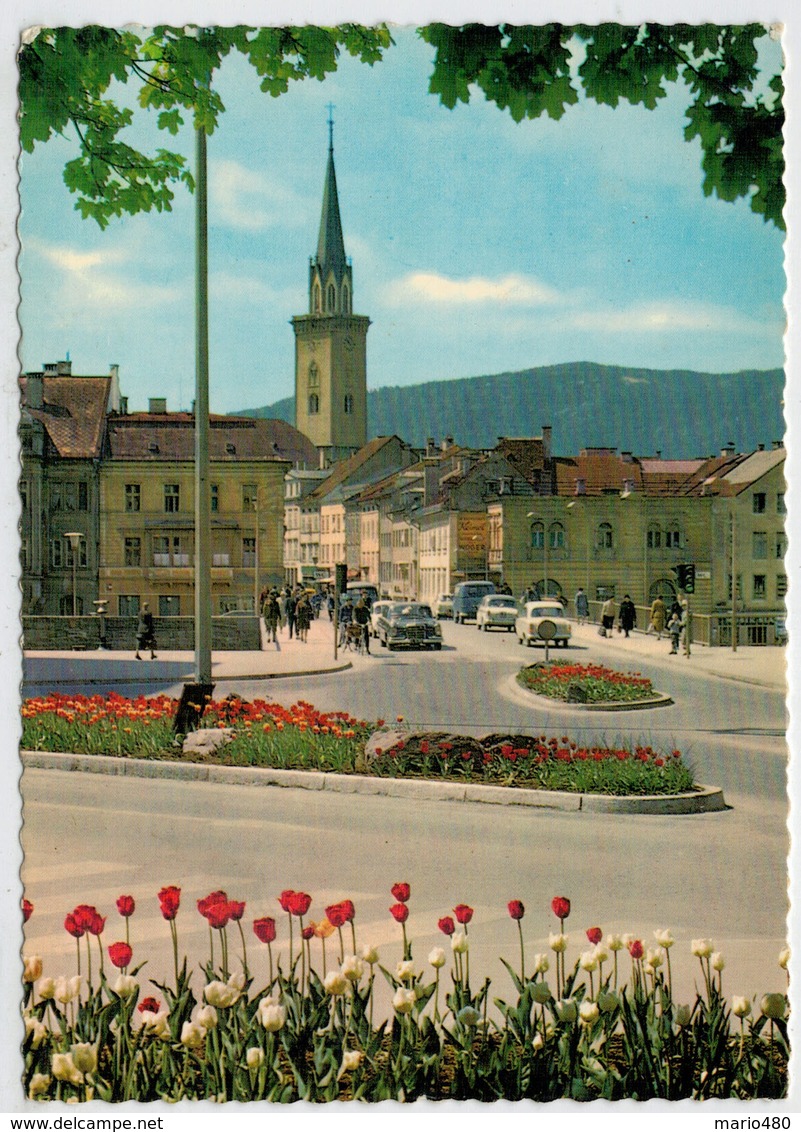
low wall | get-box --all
[22,615,261,652]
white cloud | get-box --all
[569,299,777,338]
[211,271,295,307]
[28,238,183,312]
[211,159,307,231]
[383,271,562,307]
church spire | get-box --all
[315,107,347,287]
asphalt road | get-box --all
[20,620,789,1013]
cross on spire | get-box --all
[326,103,335,152]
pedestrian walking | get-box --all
[649,595,666,639]
[135,603,157,659]
[277,589,288,634]
[600,595,616,637]
[295,592,311,642]
[668,612,682,654]
[262,590,280,643]
[618,594,637,638]
[286,590,297,639]
[574,587,589,624]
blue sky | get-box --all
[17,22,787,416]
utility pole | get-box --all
[194,102,212,686]
[731,507,737,653]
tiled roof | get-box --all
[107,413,317,465]
[20,376,110,459]
[495,437,546,480]
[554,453,644,496]
[308,436,403,501]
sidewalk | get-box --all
[569,619,787,692]
[23,613,351,686]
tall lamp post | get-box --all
[64,532,82,616]
[252,489,260,616]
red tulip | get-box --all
[253,917,277,944]
[64,912,84,939]
[586,926,603,945]
[301,925,315,941]
[73,904,105,935]
[453,903,474,925]
[286,891,312,917]
[204,902,232,930]
[22,898,33,923]
[438,916,455,936]
[628,939,644,960]
[116,895,135,918]
[389,902,409,923]
[138,996,160,1014]
[391,882,411,902]
[326,900,355,928]
[158,886,181,921]
[278,890,296,913]
[197,890,228,919]
[551,896,571,921]
[507,900,525,921]
[228,901,246,922]
[108,941,133,969]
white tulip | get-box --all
[654,929,675,949]
[342,954,364,982]
[324,971,348,996]
[393,986,416,1014]
[429,947,446,969]
[71,1043,97,1075]
[361,943,379,965]
[113,974,138,999]
[579,1000,599,1026]
[451,932,469,954]
[691,939,714,958]
[247,1047,265,1070]
[342,1049,363,1072]
[258,1002,286,1032]
[395,959,416,982]
[28,1073,51,1100]
[549,932,568,954]
[180,1021,207,1049]
[533,952,550,974]
[732,996,752,1018]
[36,976,56,1000]
[196,1004,218,1030]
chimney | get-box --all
[621,451,633,463]
[622,478,635,494]
[119,396,128,415]
[442,436,454,451]
[149,397,167,414]
[655,450,662,459]
[426,437,436,457]
[758,443,765,451]
[56,360,72,376]
[773,439,784,450]
[25,372,44,410]
[574,478,586,496]
[107,363,121,413]
[541,425,552,461]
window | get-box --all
[243,484,258,511]
[549,522,565,550]
[753,492,766,514]
[753,574,766,599]
[776,532,787,559]
[726,574,743,600]
[777,493,786,515]
[159,595,180,617]
[125,484,141,512]
[596,584,615,601]
[77,482,88,511]
[20,537,29,570]
[647,526,661,549]
[210,483,219,513]
[50,484,62,511]
[309,393,319,415]
[59,595,84,615]
[777,574,788,599]
[50,539,63,568]
[344,394,354,414]
[164,483,180,513]
[596,522,614,549]
[752,531,768,559]
[326,283,336,312]
[64,536,87,568]
[529,521,544,549]
[212,552,231,567]
[119,595,140,617]
[308,362,319,388]
[665,528,681,548]
[313,281,322,312]
[124,537,141,567]
[153,536,170,566]
[20,481,29,511]
[243,537,256,567]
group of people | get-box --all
[260,586,313,643]
[574,587,687,654]
[337,594,371,652]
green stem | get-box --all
[517,920,525,984]
[237,919,248,979]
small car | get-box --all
[515,601,572,648]
[377,603,443,650]
[476,593,518,632]
[434,594,454,619]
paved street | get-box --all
[20,614,790,1015]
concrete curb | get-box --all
[514,675,674,711]
[21,750,728,815]
[23,661,353,687]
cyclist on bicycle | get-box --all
[353,596,371,655]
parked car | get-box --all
[377,603,443,650]
[369,600,397,638]
[476,593,518,632]
[434,594,454,619]
[452,581,496,624]
[515,601,572,648]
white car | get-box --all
[369,600,396,638]
[434,593,454,619]
[476,593,518,632]
[515,601,572,648]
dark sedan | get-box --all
[377,603,443,651]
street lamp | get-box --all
[64,532,82,616]
[252,490,260,615]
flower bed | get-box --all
[21,694,696,796]
[20,890,789,1102]
[517,662,660,703]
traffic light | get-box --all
[673,563,696,593]
[335,563,348,593]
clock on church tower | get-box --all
[292,117,369,461]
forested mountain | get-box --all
[234,361,784,457]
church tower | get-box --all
[293,114,370,460]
